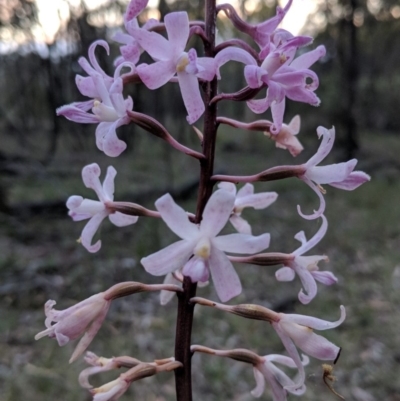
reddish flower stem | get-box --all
[174,0,218,399]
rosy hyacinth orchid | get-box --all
[218,182,278,234]
[141,189,270,302]
[251,354,309,400]
[57,40,135,157]
[272,306,345,390]
[245,44,326,133]
[265,114,303,157]
[34,293,110,363]
[297,126,370,220]
[67,163,138,253]
[74,40,114,97]
[276,215,337,304]
[129,11,215,124]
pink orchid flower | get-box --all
[276,215,337,304]
[272,306,345,391]
[245,43,326,133]
[67,163,138,253]
[129,11,216,124]
[57,41,135,157]
[141,189,270,302]
[35,293,110,363]
[217,182,278,234]
[297,126,371,220]
[252,354,309,400]
[113,0,159,66]
[265,114,303,156]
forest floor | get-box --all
[1,125,400,401]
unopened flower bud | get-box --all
[104,281,183,301]
[191,345,262,365]
[229,252,294,266]
[191,297,279,322]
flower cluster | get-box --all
[34,0,372,400]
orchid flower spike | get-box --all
[67,163,138,253]
[272,306,346,391]
[297,126,371,220]
[265,115,304,157]
[129,11,216,124]
[218,182,278,234]
[251,354,309,400]
[141,189,270,302]
[276,215,338,304]
[34,293,110,363]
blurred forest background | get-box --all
[1,0,400,401]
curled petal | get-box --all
[295,214,327,255]
[295,265,318,304]
[282,305,346,330]
[297,176,326,220]
[267,354,309,369]
[88,40,110,78]
[81,211,109,253]
[306,126,335,167]
[95,121,127,158]
[251,367,265,398]
[215,47,257,79]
